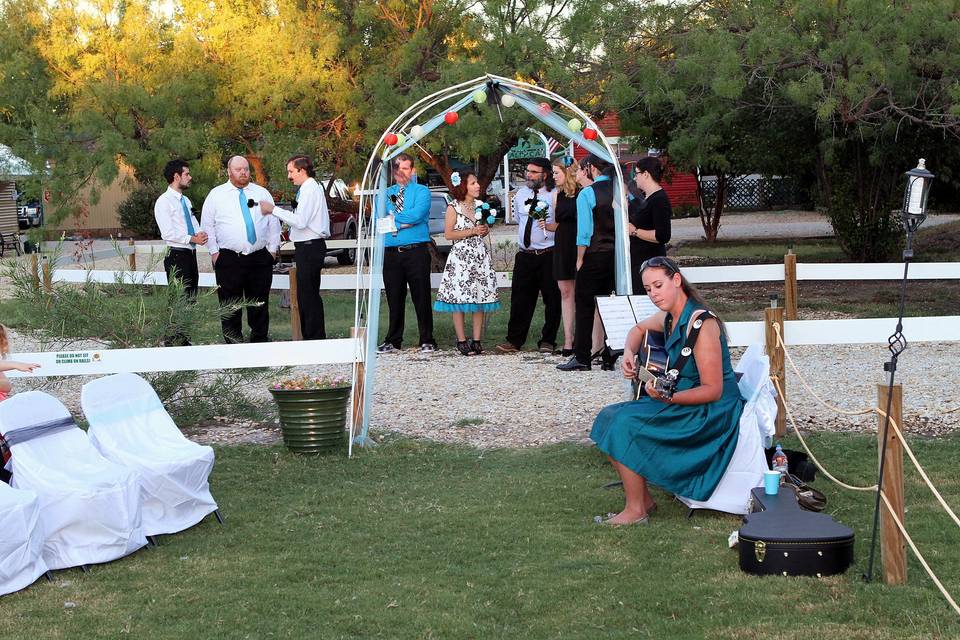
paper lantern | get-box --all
[472,89,487,104]
[538,102,552,115]
[583,128,598,141]
[500,94,516,108]
[383,133,398,146]
[395,133,407,146]
[410,125,425,140]
[444,111,459,125]
[567,118,582,132]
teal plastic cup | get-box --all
[764,470,781,495]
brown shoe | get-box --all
[495,342,519,353]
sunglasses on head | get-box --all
[639,256,677,273]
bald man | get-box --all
[201,156,281,343]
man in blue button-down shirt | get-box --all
[379,153,436,353]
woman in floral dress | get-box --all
[433,170,501,356]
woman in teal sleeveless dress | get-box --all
[590,257,744,525]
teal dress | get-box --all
[590,301,744,501]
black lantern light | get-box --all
[901,158,934,234]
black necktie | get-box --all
[395,188,404,213]
[523,197,539,248]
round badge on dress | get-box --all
[681,347,692,356]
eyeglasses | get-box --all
[639,256,677,273]
[526,168,545,175]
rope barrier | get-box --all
[770,321,960,615]
[773,322,960,527]
[880,491,960,615]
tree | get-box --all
[605,0,960,258]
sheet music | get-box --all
[595,296,638,351]
[628,295,659,322]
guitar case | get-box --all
[738,487,854,577]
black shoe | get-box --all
[455,340,474,356]
[470,339,483,355]
[557,356,591,371]
[377,342,399,353]
[561,348,575,357]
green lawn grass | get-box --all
[2,433,959,639]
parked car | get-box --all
[17,200,43,229]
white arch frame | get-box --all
[348,73,631,455]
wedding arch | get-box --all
[349,73,632,453]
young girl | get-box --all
[433,171,501,355]
[0,325,40,401]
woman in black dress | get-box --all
[628,156,672,294]
[545,157,580,356]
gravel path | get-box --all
[7,327,960,448]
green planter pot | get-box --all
[269,385,351,454]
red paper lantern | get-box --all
[583,128,598,141]
[538,102,552,114]
[444,111,459,125]
[384,132,398,145]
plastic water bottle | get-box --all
[772,443,789,478]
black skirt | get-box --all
[553,221,578,280]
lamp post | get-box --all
[864,158,935,583]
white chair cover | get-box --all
[81,373,217,536]
[0,482,49,596]
[0,391,147,571]
[678,344,777,515]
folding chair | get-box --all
[0,482,50,595]
[81,373,220,537]
[0,391,147,571]
[677,344,777,515]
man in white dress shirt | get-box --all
[154,159,207,346]
[201,155,281,344]
[495,158,561,354]
[259,154,330,340]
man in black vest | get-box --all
[558,155,618,371]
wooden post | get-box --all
[288,265,302,341]
[350,326,367,442]
[765,303,787,438]
[784,252,798,321]
[31,253,40,290]
[878,382,907,585]
[128,239,136,271]
[41,256,52,293]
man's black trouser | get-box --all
[505,249,561,350]
[294,239,327,340]
[382,243,434,348]
[214,248,273,344]
[163,247,199,346]
[574,250,616,364]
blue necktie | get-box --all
[238,189,257,244]
[180,196,196,246]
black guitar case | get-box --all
[738,487,854,577]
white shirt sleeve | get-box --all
[271,181,330,238]
[260,188,280,252]
[201,187,220,255]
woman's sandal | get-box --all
[470,339,483,355]
[594,513,650,526]
[456,341,475,356]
